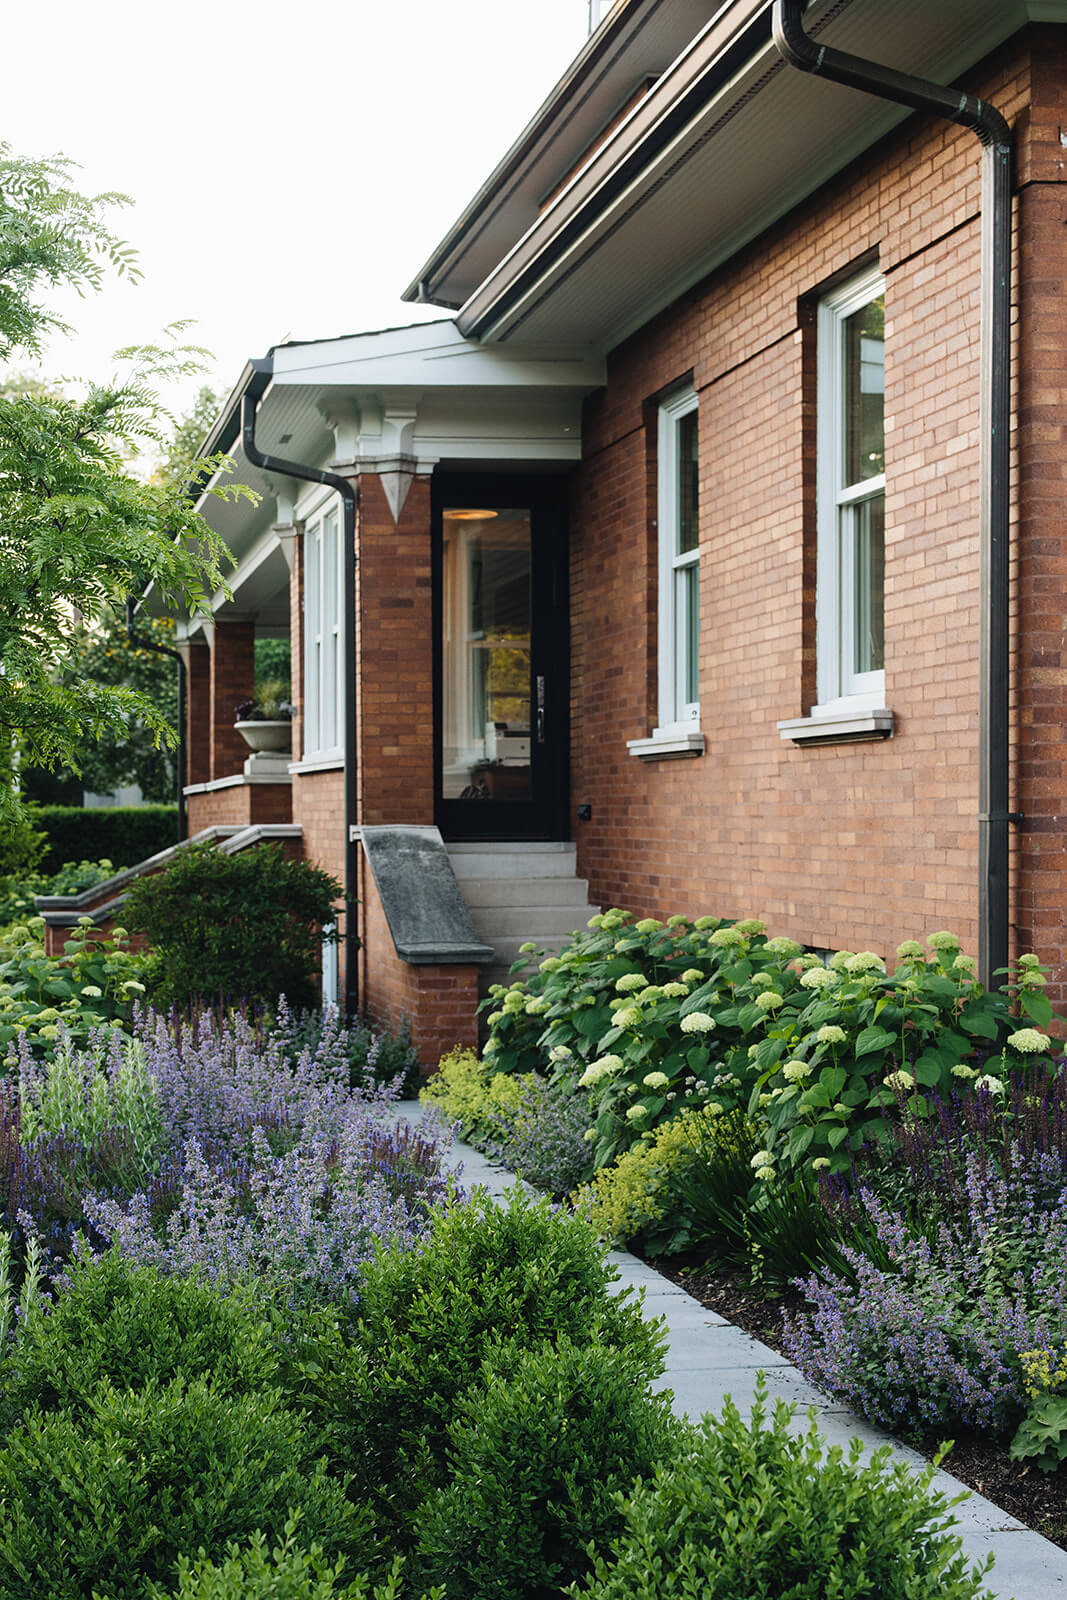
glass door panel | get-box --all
[441,508,532,804]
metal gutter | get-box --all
[241,358,361,1013]
[455,1,775,340]
[772,0,1014,987]
[402,0,695,307]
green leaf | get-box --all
[799,1082,831,1110]
[855,1026,896,1057]
[914,1057,942,1088]
[819,1066,846,1100]
[827,1124,850,1149]
[1021,989,1054,1028]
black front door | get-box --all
[433,471,569,842]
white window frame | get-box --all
[655,386,700,735]
[302,495,344,762]
[814,265,886,715]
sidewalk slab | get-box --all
[390,1106,1067,1600]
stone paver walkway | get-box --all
[391,1101,1067,1600]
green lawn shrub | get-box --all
[414,1337,680,1600]
[302,1189,665,1538]
[1,1249,278,1423]
[566,1378,996,1600]
[0,1378,375,1600]
[123,841,342,1010]
[146,1527,442,1600]
[34,804,178,871]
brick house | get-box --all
[118,0,1067,1063]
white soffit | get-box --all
[454,0,1065,350]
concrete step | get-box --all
[448,843,578,880]
[455,875,592,909]
[469,904,596,940]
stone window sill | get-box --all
[777,708,893,745]
[627,730,706,761]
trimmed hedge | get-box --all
[35,805,178,871]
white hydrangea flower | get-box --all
[612,1006,643,1028]
[625,1104,649,1123]
[951,954,977,976]
[680,1012,715,1034]
[782,1060,811,1082]
[597,1054,625,1074]
[754,991,784,1012]
[812,1157,831,1172]
[1007,1027,1051,1054]
[549,1044,572,1062]
[976,1074,1006,1094]
[615,972,646,993]
[753,1166,776,1182]
[817,1025,847,1045]
[635,918,663,934]
[525,997,550,1015]
[764,936,803,959]
[951,1063,978,1079]
[578,1063,609,1087]
[844,952,883,975]
[896,940,924,959]
[662,982,690,998]
[926,931,961,952]
[643,1071,670,1091]
[883,1070,915,1092]
[827,951,854,972]
[681,969,705,984]
[736,919,766,936]
[800,968,838,991]
[710,927,746,948]
[750,1150,775,1170]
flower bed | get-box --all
[426,908,1067,1547]
[0,996,1002,1597]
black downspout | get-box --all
[241,358,360,1014]
[124,599,187,845]
[772,0,1013,987]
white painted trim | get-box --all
[302,499,345,763]
[627,729,705,761]
[657,386,700,733]
[778,708,893,744]
[816,265,886,709]
[183,771,292,795]
[289,757,345,776]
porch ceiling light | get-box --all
[444,508,499,520]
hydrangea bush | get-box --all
[480,913,1061,1175]
[0,916,147,1055]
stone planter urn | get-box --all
[234,719,292,754]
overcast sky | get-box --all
[4,0,591,414]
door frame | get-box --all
[432,469,570,842]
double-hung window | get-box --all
[815,267,886,712]
[303,498,343,760]
[656,386,700,733]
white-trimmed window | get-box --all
[656,386,700,732]
[303,498,343,760]
[815,266,886,712]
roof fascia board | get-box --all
[456,0,778,340]
[401,0,707,306]
[454,0,1067,346]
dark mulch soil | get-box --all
[651,1255,1067,1553]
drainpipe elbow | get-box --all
[772,0,824,75]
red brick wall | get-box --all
[186,642,211,787]
[186,782,293,834]
[209,621,255,782]
[292,767,347,992]
[570,40,1045,972]
[354,474,435,826]
[358,858,480,1071]
[1013,29,1067,982]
